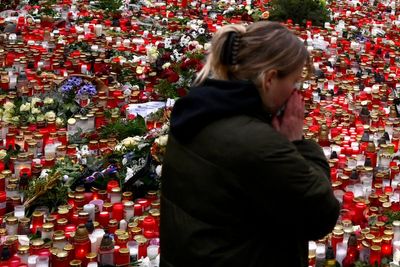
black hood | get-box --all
[170,79,269,143]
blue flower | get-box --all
[77,84,97,96]
[69,77,83,86]
[61,84,73,94]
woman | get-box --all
[160,21,340,267]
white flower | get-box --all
[31,97,41,106]
[162,62,171,69]
[122,136,142,147]
[3,102,15,111]
[114,144,126,152]
[56,117,64,126]
[28,115,36,123]
[245,5,251,11]
[43,97,54,105]
[39,169,50,179]
[156,165,162,176]
[155,135,168,146]
[2,114,12,123]
[198,28,205,35]
[31,107,41,114]
[11,116,19,123]
[45,111,56,121]
[63,175,69,182]
[204,43,211,51]
[146,45,159,63]
[136,66,144,74]
[36,114,45,121]
[19,103,30,112]
[125,167,134,182]
[191,31,199,38]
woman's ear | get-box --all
[262,69,277,93]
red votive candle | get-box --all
[134,204,143,217]
[107,180,119,195]
[112,203,124,221]
[369,245,381,266]
[98,211,109,227]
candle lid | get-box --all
[134,235,147,244]
[64,243,74,252]
[119,248,129,254]
[123,201,134,208]
[56,250,68,260]
[19,217,30,225]
[370,245,381,251]
[384,230,393,236]
[58,208,69,215]
[17,245,29,254]
[74,224,89,242]
[75,194,85,201]
[57,218,68,225]
[108,219,118,227]
[103,202,112,209]
[75,186,85,193]
[86,252,97,260]
[43,222,54,231]
[6,216,18,225]
[115,229,126,236]
[111,187,121,193]
[70,260,82,267]
[31,238,44,247]
[149,209,160,217]
[122,191,132,198]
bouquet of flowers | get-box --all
[59,75,97,115]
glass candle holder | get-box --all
[17,245,30,264]
[42,223,54,240]
[14,205,24,219]
[369,245,381,265]
[5,216,18,235]
[123,201,134,221]
[31,211,44,234]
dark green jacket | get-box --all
[160,79,340,267]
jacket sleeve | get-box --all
[249,135,340,240]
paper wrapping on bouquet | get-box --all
[122,152,153,194]
[126,102,166,119]
[0,10,22,23]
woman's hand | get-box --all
[272,91,304,142]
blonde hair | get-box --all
[193,21,311,88]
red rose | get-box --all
[167,72,180,83]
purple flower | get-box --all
[77,84,97,96]
[69,77,83,86]
[61,84,73,94]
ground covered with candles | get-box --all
[0,0,400,266]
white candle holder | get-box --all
[84,204,95,221]
[14,205,25,219]
[336,242,347,265]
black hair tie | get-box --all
[221,31,241,66]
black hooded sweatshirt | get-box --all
[160,79,340,267]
